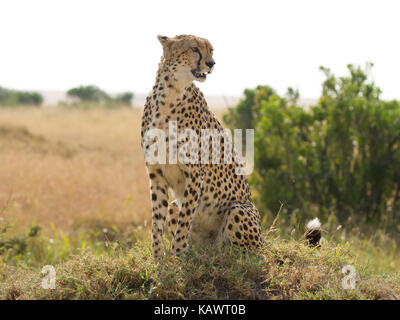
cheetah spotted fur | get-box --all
[141,34,262,258]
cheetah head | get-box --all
[157,34,215,83]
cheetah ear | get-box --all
[157,35,169,44]
[157,35,174,59]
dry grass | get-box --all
[2,237,399,300]
[0,107,150,233]
[1,106,399,300]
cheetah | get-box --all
[141,34,262,258]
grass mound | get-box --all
[2,235,399,300]
[0,123,78,157]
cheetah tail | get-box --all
[304,217,322,248]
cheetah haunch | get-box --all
[141,34,262,258]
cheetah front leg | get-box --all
[171,170,203,255]
[167,200,179,237]
[148,168,170,258]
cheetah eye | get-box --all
[191,47,199,53]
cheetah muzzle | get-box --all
[191,70,209,80]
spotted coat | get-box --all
[141,35,262,258]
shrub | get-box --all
[65,85,134,107]
[224,63,400,229]
[223,85,276,131]
[0,87,43,106]
[67,85,109,103]
[114,92,134,106]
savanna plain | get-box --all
[0,106,399,300]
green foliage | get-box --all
[67,85,109,103]
[66,85,134,108]
[0,87,43,106]
[0,223,41,257]
[114,92,134,106]
[224,63,400,229]
[223,85,276,131]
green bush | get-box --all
[67,85,109,103]
[66,85,134,107]
[223,85,276,131]
[114,92,133,106]
[224,63,400,229]
[0,87,43,106]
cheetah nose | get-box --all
[206,61,215,68]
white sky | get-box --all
[1,0,399,99]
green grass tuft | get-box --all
[1,228,399,300]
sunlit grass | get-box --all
[1,225,399,299]
[0,106,399,300]
[0,107,150,233]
